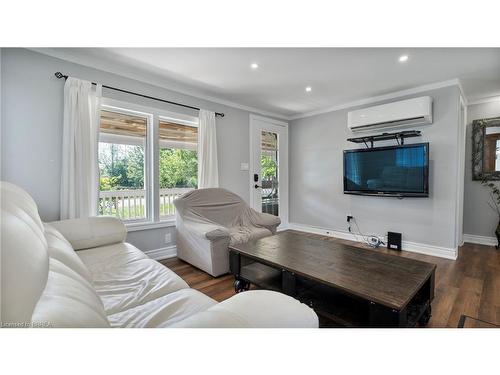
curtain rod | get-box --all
[54,72,225,117]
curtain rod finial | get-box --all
[55,72,68,80]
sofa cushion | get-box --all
[90,258,189,315]
[77,242,149,271]
[229,226,272,246]
[170,309,250,328]
[44,223,92,282]
[1,188,49,324]
[32,259,110,327]
[77,241,190,315]
[107,289,217,328]
[1,181,44,232]
[196,290,318,328]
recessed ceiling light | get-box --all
[250,63,259,69]
[305,86,312,92]
[399,55,409,63]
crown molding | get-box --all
[28,48,289,120]
[288,78,464,120]
[456,78,468,105]
[467,95,500,106]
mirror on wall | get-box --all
[472,117,500,180]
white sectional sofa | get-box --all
[1,182,318,328]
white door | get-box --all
[249,115,288,228]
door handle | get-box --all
[254,184,261,189]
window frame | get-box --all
[99,97,199,229]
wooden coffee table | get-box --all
[229,230,436,327]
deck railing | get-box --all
[99,188,193,220]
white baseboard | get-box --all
[463,234,497,246]
[288,222,458,260]
[144,245,177,261]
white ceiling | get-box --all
[38,48,500,118]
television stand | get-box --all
[347,130,421,148]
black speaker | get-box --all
[387,232,402,251]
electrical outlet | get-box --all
[164,233,171,244]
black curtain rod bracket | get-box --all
[54,72,224,117]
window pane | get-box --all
[98,110,147,220]
[261,131,279,216]
[158,120,197,218]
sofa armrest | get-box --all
[48,216,127,250]
[171,290,319,328]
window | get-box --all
[98,109,149,221]
[158,119,198,218]
[97,99,198,225]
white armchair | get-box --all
[174,188,281,276]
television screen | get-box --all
[343,143,429,197]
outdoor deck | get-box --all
[99,187,193,219]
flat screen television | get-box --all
[343,143,429,197]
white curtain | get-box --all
[197,109,219,188]
[60,78,102,219]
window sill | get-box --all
[126,219,176,232]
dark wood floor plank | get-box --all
[427,286,459,328]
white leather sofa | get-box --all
[1,182,318,328]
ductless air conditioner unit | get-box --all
[347,96,433,132]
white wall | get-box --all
[0,48,267,253]
[463,100,500,239]
[289,86,462,258]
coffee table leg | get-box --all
[282,269,296,296]
[369,302,402,327]
[229,251,240,275]
[418,305,432,326]
[230,251,250,293]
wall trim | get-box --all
[288,222,458,260]
[126,219,176,232]
[467,95,500,106]
[249,113,289,127]
[463,234,497,247]
[288,78,463,120]
[144,245,177,261]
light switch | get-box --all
[240,163,249,171]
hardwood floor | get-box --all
[160,233,500,328]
